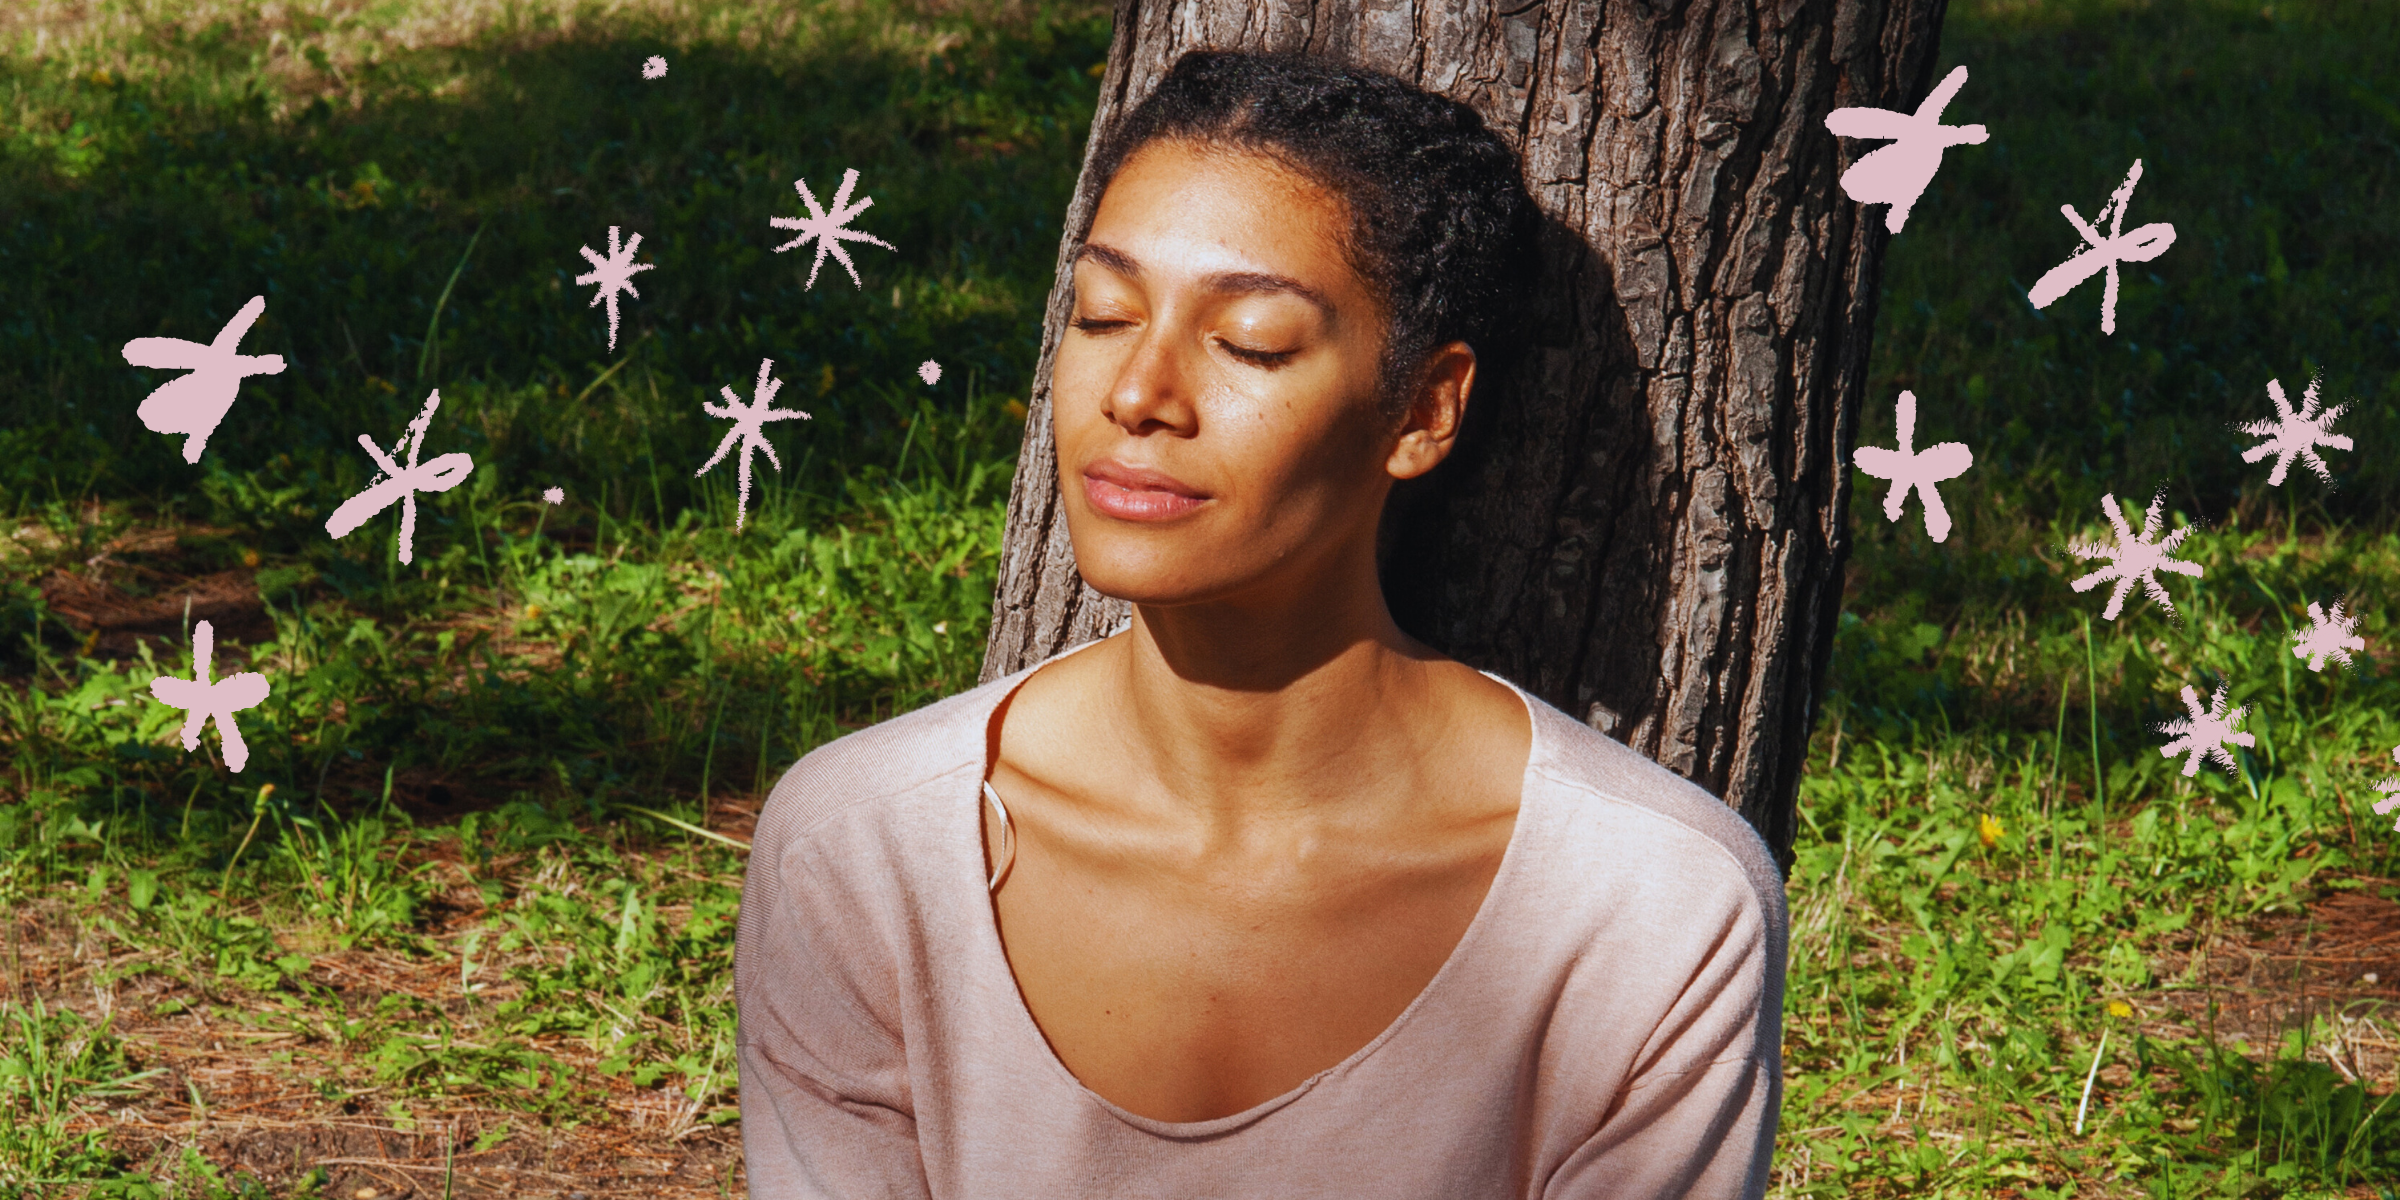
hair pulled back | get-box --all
[1082,49,1543,419]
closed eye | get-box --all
[1067,317,1296,368]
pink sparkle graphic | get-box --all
[769,168,897,289]
[121,294,288,463]
[1823,64,1988,234]
[2372,745,2400,832]
[2155,683,2255,779]
[573,226,656,352]
[1850,390,1975,542]
[918,360,942,385]
[642,55,668,79]
[2291,600,2366,673]
[325,389,477,564]
[2026,159,2177,335]
[2066,490,2203,621]
[697,358,813,531]
[148,619,272,772]
[2239,374,2353,487]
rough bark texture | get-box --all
[980,0,1951,871]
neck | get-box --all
[1098,541,1451,834]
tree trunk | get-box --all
[981,0,1952,871]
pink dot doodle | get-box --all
[325,389,477,564]
[147,619,272,772]
[1849,390,1974,542]
[121,294,288,463]
[2026,158,2177,336]
[642,55,668,80]
[918,360,941,386]
[1823,64,1989,235]
[543,486,565,505]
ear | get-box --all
[1385,342,1477,482]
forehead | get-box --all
[1080,140,1362,301]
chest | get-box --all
[981,797,1514,1124]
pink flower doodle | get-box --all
[121,295,288,463]
[325,389,477,564]
[2026,159,2177,335]
[148,619,272,772]
[1823,65,1989,234]
[1850,390,1975,542]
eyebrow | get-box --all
[1070,241,1335,320]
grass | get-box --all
[1,0,2398,1196]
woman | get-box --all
[736,49,1787,1199]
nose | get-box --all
[1100,322,1200,438]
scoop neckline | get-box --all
[968,639,1545,1137]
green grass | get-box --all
[2,0,2398,1196]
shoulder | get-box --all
[1510,686,1787,941]
[748,670,1020,860]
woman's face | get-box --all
[1053,138,1467,608]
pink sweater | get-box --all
[735,660,1787,1199]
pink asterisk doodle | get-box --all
[2066,489,2203,620]
[642,55,667,80]
[2026,158,2177,335]
[918,360,941,385]
[148,619,272,772]
[769,168,897,289]
[2238,374,2353,487]
[2154,682,2254,779]
[121,294,288,463]
[2372,745,2400,831]
[1850,389,1975,541]
[2291,600,2366,673]
[1823,64,1988,234]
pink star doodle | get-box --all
[768,169,897,289]
[697,358,812,530]
[148,619,272,772]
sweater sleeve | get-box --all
[735,794,933,1200]
[1539,866,1785,1200]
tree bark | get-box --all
[981,0,1952,871]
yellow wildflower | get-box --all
[1977,813,2005,849]
[2107,1000,2132,1019]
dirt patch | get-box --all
[2146,880,2400,1085]
[38,566,275,659]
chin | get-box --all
[1066,512,1254,608]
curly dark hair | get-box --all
[1081,49,1544,421]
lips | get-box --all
[1082,459,1209,522]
